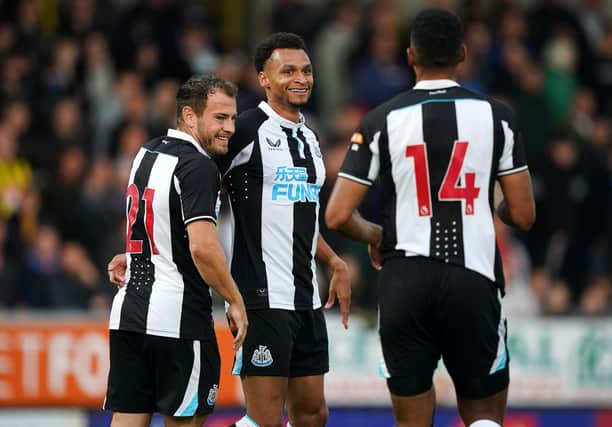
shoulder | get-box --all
[235,107,269,137]
[143,135,171,151]
[173,143,219,173]
[302,122,321,143]
[485,96,516,122]
[359,90,429,128]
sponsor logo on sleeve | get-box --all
[350,132,364,144]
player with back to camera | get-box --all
[105,74,248,427]
[326,8,535,427]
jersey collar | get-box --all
[413,79,460,90]
[258,101,305,129]
[167,128,210,158]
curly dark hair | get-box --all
[175,74,237,124]
[253,32,308,73]
[410,8,464,68]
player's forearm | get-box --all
[315,234,343,267]
[496,199,534,231]
[191,240,244,306]
[330,210,382,246]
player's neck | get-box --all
[177,125,198,143]
[266,98,301,123]
[414,67,457,83]
[176,125,209,154]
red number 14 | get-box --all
[405,141,480,216]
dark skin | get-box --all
[258,48,314,123]
[325,42,535,427]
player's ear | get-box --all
[459,44,467,64]
[407,47,417,67]
[182,106,196,129]
[258,71,270,90]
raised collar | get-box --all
[167,128,210,157]
[413,79,460,90]
[258,101,305,129]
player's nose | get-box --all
[223,118,235,135]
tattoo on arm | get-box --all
[496,200,515,228]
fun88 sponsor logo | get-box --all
[272,166,321,202]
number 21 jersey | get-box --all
[109,129,221,340]
[339,80,527,288]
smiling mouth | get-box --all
[288,88,309,94]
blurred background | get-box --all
[0,0,611,426]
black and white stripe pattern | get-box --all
[218,101,325,310]
[110,129,221,339]
[339,80,528,287]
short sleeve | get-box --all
[338,114,383,186]
[175,156,221,225]
[497,104,528,177]
[214,108,267,175]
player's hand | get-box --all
[227,301,248,350]
[368,224,384,271]
[368,244,383,271]
[107,253,127,287]
[325,256,351,329]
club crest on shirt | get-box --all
[207,384,218,405]
[251,345,273,367]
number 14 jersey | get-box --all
[339,80,527,289]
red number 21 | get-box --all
[126,183,159,254]
[405,141,480,216]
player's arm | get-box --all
[325,178,383,245]
[178,156,247,349]
[494,101,536,231]
[315,235,350,329]
[325,178,384,270]
[496,170,535,231]
[326,119,386,268]
[107,253,126,286]
[186,220,248,350]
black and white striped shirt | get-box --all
[109,129,220,340]
[339,80,527,287]
[217,101,325,310]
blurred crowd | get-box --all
[0,0,610,318]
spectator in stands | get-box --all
[18,224,64,307]
[0,123,32,221]
[0,218,19,308]
[0,0,609,317]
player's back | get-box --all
[109,134,221,340]
[339,80,527,287]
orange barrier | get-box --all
[0,317,242,408]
